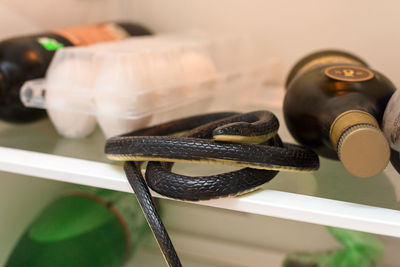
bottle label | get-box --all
[52,22,129,46]
[37,37,65,51]
[296,55,364,79]
[324,65,374,82]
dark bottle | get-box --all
[0,22,151,123]
[283,50,395,177]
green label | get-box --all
[37,37,64,51]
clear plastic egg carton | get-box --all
[21,33,276,139]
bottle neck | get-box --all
[329,110,379,150]
[329,110,390,177]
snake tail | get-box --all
[123,162,182,267]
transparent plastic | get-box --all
[21,33,276,138]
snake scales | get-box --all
[105,110,319,267]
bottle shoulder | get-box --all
[0,33,67,77]
[285,50,369,88]
[0,32,69,48]
[287,65,396,97]
[116,22,152,36]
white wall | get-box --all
[130,0,400,87]
[0,0,121,39]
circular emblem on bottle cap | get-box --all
[324,65,374,82]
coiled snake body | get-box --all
[105,111,319,267]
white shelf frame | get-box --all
[1,146,400,238]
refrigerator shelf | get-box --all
[0,134,399,238]
[0,89,399,238]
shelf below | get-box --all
[1,87,399,238]
[127,229,285,267]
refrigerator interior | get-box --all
[1,0,400,266]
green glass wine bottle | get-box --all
[5,187,149,267]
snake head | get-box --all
[213,122,255,137]
[212,111,280,144]
[213,123,278,144]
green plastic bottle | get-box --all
[6,187,149,267]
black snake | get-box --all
[105,111,319,267]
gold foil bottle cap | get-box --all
[337,125,389,177]
[330,110,390,177]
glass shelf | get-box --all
[1,87,399,238]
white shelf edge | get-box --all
[1,146,400,238]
